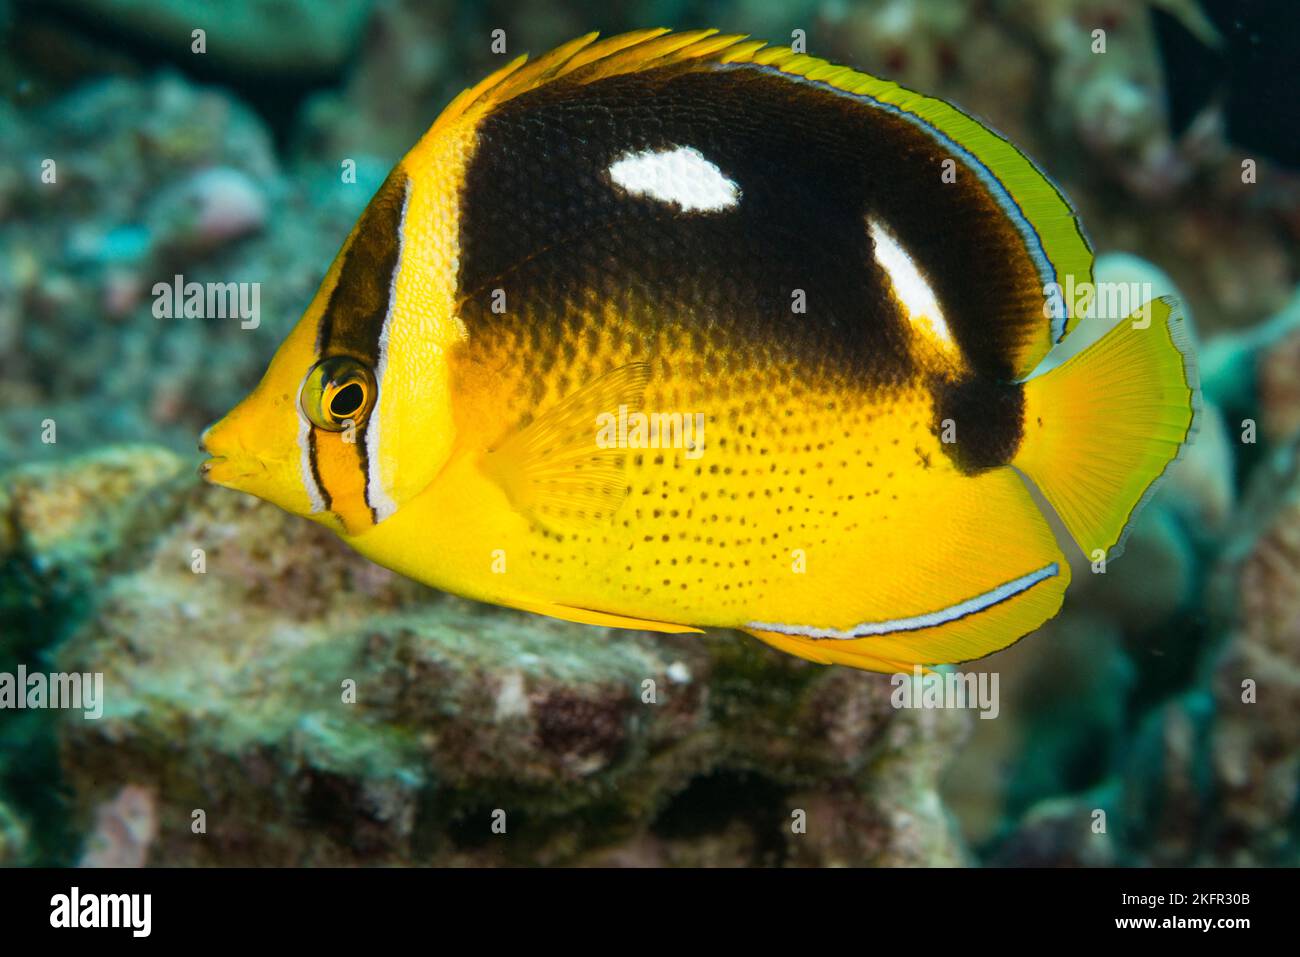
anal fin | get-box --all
[507,594,703,635]
[741,467,1071,674]
[745,629,926,674]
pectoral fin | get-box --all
[482,362,651,531]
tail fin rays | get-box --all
[1013,296,1199,562]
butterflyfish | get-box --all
[201,30,1198,674]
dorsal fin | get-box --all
[423,28,1094,375]
[425,29,751,134]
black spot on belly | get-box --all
[932,376,1024,473]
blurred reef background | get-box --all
[1,0,1299,866]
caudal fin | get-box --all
[1013,296,1198,562]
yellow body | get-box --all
[201,30,1197,673]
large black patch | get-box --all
[932,376,1025,473]
[455,62,1048,386]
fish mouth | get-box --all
[198,430,225,485]
[198,452,266,487]
[199,426,255,487]
[199,455,240,486]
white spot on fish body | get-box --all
[608,145,740,212]
[869,218,957,351]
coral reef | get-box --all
[3,448,968,865]
[0,71,381,467]
[1208,443,1300,864]
[39,0,376,77]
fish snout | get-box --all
[197,455,225,480]
[198,417,255,486]
[198,424,215,455]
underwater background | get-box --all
[1,0,1297,867]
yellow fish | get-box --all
[201,30,1198,673]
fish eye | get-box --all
[301,356,376,431]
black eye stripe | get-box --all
[316,173,408,363]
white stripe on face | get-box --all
[608,145,741,212]
[364,183,410,524]
[747,562,1059,639]
[296,407,326,513]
